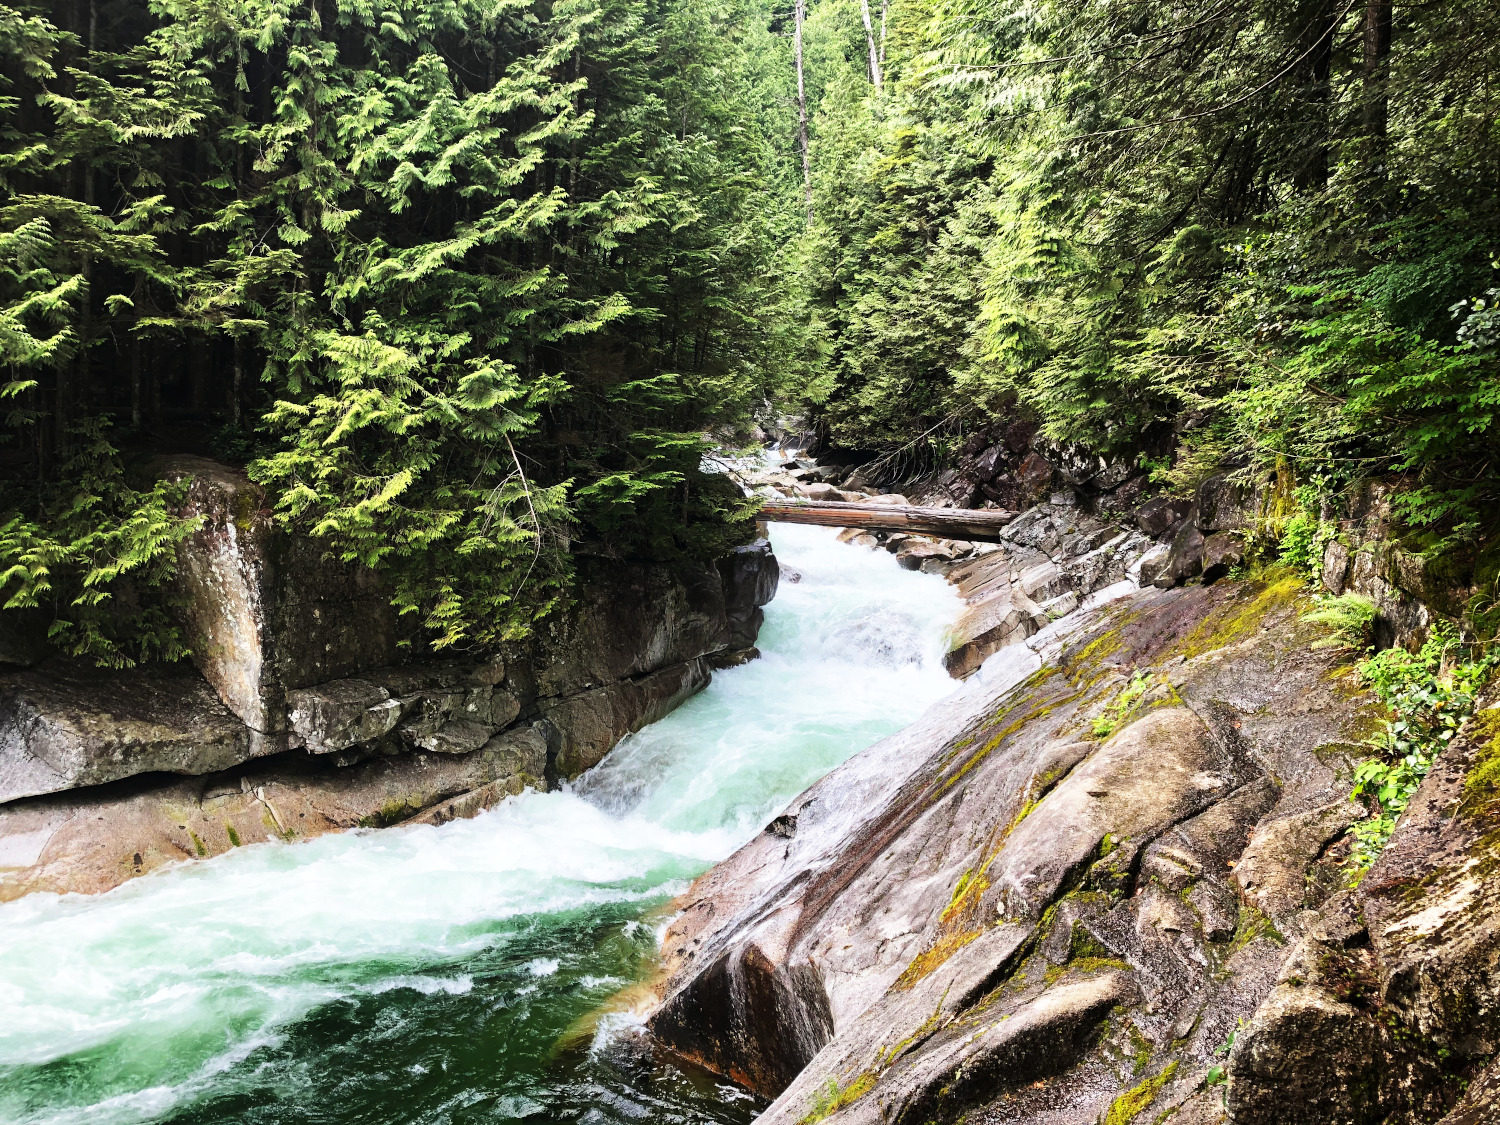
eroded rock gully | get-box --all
[647,574,1500,1125]
[0,458,779,899]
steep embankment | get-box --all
[0,457,779,900]
[650,457,1500,1124]
[0,521,962,1125]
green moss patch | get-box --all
[1461,707,1500,816]
[799,1071,876,1125]
[1103,1060,1179,1125]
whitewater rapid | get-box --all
[0,523,962,1125]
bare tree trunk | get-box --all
[879,0,889,66]
[232,337,244,429]
[759,499,1018,541]
[859,0,882,90]
[1362,0,1393,139]
[1293,0,1339,190]
[794,0,813,225]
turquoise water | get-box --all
[0,524,961,1125]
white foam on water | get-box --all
[0,522,962,1125]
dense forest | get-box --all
[3,0,1498,664]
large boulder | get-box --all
[1196,474,1258,532]
[0,663,259,804]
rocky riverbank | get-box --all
[647,446,1500,1125]
[0,457,779,900]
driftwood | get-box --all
[758,499,1017,542]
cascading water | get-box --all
[0,523,962,1125]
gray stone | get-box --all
[943,590,1045,677]
[1196,474,1258,532]
[1135,495,1193,538]
[871,972,1138,1125]
[543,657,712,778]
[1321,538,1352,594]
[286,678,403,753]
[647,579,1372,1124]
[1234,799,1361,923]
[719,539,780,613]
[1202,530,1247,581]
[1136,543,1172,586]
[1162,521,1206,586]
[156,456,413,734]
[0,663,261,803]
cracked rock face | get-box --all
[647,577,1405,1125]
[942,514,1150,678]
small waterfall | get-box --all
[0,523,961,1125]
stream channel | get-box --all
[0,523,963,1125]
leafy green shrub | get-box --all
[1348,625,1495,869]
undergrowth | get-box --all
[1347,623,1496,869]
[1092,671,1156,739]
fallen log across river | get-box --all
[758,499,1018,542]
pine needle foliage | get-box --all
[0,0,803,660]
[789,0,1500,537]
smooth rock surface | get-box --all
[0,663,261,804]
[649,576,1373,1125]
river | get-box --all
[0,523,962,1125]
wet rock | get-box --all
[719,539,781,614]
[1064,531,1147,595]
[648,578,1372,1124]
[974,443,1005,480]
[798,482,849,502]
[836,529,880,549]
[0,662,260,804]
[896,542,953,571]
[285,678,404,754]
[543,657,712,778]
[1039,591,1079,619]
[1017,560,1065,601]
[0,722,553,898]
[709,647,760,669]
